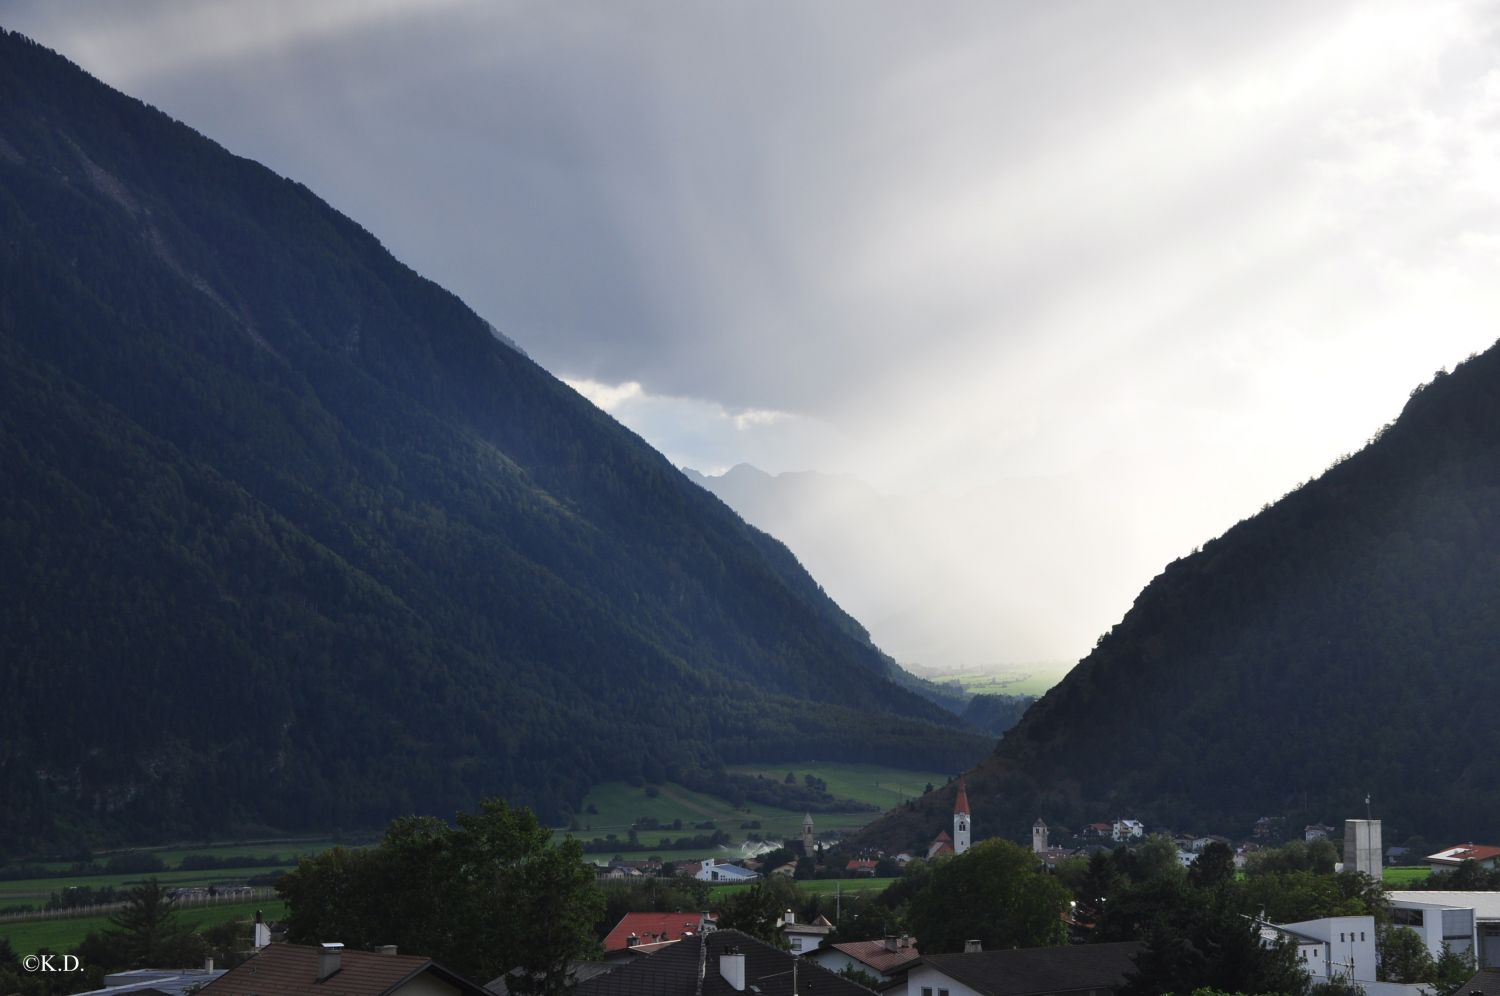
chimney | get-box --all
[719,947,746,991]
[203,958,214,972]
[784,908,796,926]
[964,939,983,953]
[884,935,899,952]
[377,945,398,957]
[317,943,343,981]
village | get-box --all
[24,782,1500,996]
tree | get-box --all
[104,879,205,968]
[1188,842,1236,889]
[1121,893,1309,996]
[1376,925,1434,984]
[278,799,602,988]
[908,839,1070,953]
[1131,835,1187,885]
[1430,943,1477,996]
[716,878,801,946]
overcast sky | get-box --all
[10,1,1500,668]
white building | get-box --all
[1263,916,1376,985]
[953,778,971,855]
[1112,819,1144,841]
[1388,890,1500,968]
[695,858,759,883]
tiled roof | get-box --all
[1458,968,1500,996]
[1425,843,1500,865]
[827,939,921,974]
[602,912,714,952]
[954,778,970,816]
[575,929,875,996]
[918,941,1143,996]
[200,944,486,996]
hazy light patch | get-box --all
[565,377,845,477]
[564,377,643,412]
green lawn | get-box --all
[1383,866,1431,886]
[0,865,293,901]
[0,900,286,953]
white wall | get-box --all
[905,964,984,996]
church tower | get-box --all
[953,777,971,854]
[1033,817,1049,854]
[802,812,814,854]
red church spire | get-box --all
[954,776,970,816]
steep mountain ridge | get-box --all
[856,347,1500,850]
[0,30,985,854]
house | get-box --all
[780,910,834,955]
[927,831,955,859]
[847,858,880,876]
[1258,916,1376,986]
[1111,819,1144,842]
[697,858,760,883]
[810,936,920,985]
[1083,823,1114,840]
[602,912,717,953]
[904,941,1142,996]
[1304,824,1336,842]
[200,943,490,996]
[1031,819,1074,868]
[573,928,875,996]
[1425,843,1500,872]
[1389,890,1500,968]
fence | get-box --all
[0,886,278,924]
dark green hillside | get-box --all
[857,346,1500,851]
[0,29,985,855]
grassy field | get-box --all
[0,865,293,902]
[724,762,946,810]
[0,840,340,903]
[1383,866,1431,886]
[0,900,287,953]
[709,877,895,898]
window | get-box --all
[1360,932,1365,941]
[938,990,949,996]
[789,938,801,951]
[922,988,933,996]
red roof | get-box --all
[826,938,921,974]
[603,912,715,952]
[200,944,486,996]
[1426,843,1500,866]
[954,777,970,815]
[845,859,879,871]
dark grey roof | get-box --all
[1458,967,1500,996]
[76,969,227,996]
[918,942,1143,996]
[574,929,875,996]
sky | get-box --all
[8,0,1500,669]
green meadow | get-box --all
[0,900,287,954]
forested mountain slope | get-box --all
[857,344,1500,851]
[0,30,985,855]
